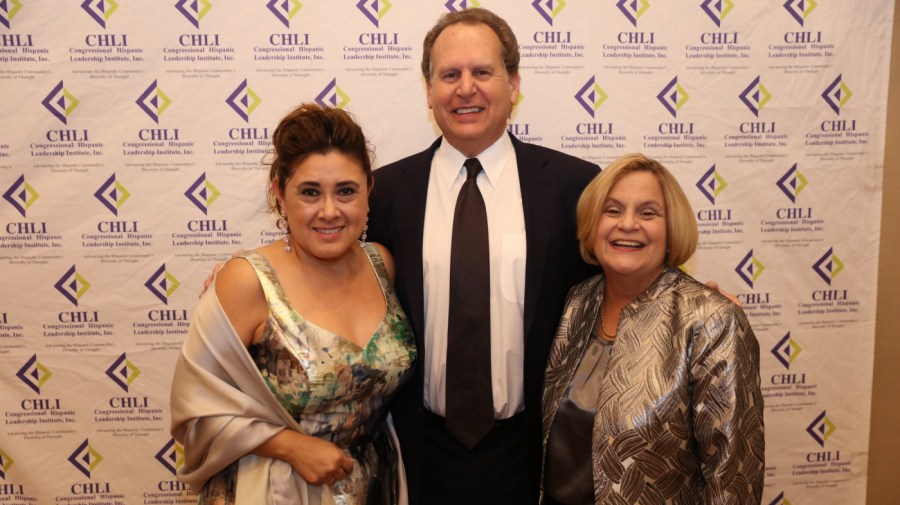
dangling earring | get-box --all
[279,209,292,252]
[359,223,368,248]
[359,210,368,248]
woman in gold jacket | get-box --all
[541,154,764,504]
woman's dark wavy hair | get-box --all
[267,103,373,214]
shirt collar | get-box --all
[434,133,514,191]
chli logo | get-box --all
[771,332,801,369]
[267,0,302,27]
[0,0,23,29]
[176,0,212,28]
[739,76,772,117]
[315,78,350,110]
[68,440,103,478]
[42,81,80,124]
[54,266,91,306]
[616,0,649,26]
[784,0,817,26]
[696,165,727,205]
[356,0,391,27]
[445,0,480,13]
[0,448,13,479]
[94,174,131,215]
[3,174,39,217]
[701,0,734,26]
[735,250,765,288]
[812,247,843,285]
[226,79,262,122]
[155,439,185,475]
[145,264,181,304]
[768,491,793,505]
[81,0,119,28]
[822,74,852,115]
[16,354,52,394]
[806,410,835,447]
[657,77,689,118]
[185,173,221,214]
[532,0,566,25]
[776,163,808,203]
[574,76,608,118]
[105,353,142,392]
[136,80,172,123]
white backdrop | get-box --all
[0,1,891,504]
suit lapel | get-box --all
[513,135,558,340]
[395,138,442,341]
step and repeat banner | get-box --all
[0,1,891,504]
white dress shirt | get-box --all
[421,134,527,419]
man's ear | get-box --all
[508,72,521,107]
[425,73,436,110]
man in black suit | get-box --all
[368,8,599,504]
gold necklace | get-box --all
[598,311,616,340]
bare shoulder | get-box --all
[370,242,396,282]
[214,253,256,288]
[213,254,266,346]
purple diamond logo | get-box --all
[735,250,764,288]
[42,81,80,125]
[701,0,734,27]
[739,76,772,117]
[94,174,131,216]
[357,0,392,27]
[267,0,302,28]
[617,0,649,26]
[771,332,800,369]
[155,439,184,475]
[176,0,211,28]
[145,264,181,305]
[784,0,816,26]
[16,354,52,395]
[81,0,118,28]
[106,353,141,392]
[574,76,608,118]
[532,0,565,26]
[315,78,351,109]
[657,77,689,118]
[822,74,852,115]
[806,411,835,447]
[695,165,727,205]
[3,175,38,217]
[185,173,221,214]
[0,0,23,29]
[68,440,103,478]
[136,80,172,123]
[812,247,843,286]
[54,265,91,306]
[775,163,808,203]
[226,79,262,122]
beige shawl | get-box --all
[170,288,407,504]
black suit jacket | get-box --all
[368,134,600,504]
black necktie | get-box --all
[445,158,494,450]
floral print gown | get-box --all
[200,244,416,505]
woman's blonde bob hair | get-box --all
[576,153,698,267]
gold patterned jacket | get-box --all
[541,268,764,504]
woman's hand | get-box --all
[705,280,743,309]
[254,429,354,486]
[199,249,245,298]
